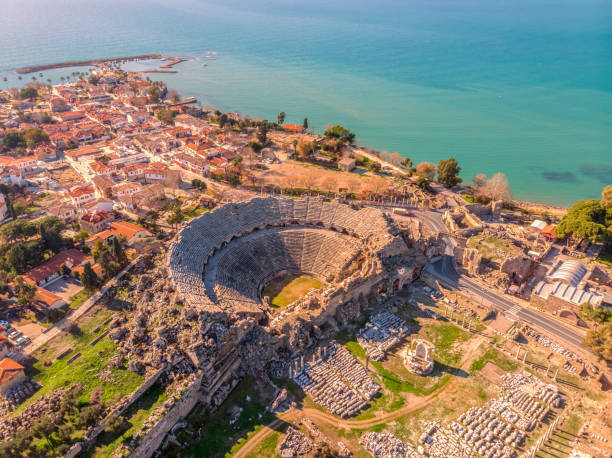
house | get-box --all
[118,162,147,181]
[0,358,26,395]
[282,123,304,134]
[33,287,67,310]
[91,175,115,198]
[127,111,151,124]
[88,160,117,177]
[112,181,142,198]
[80,198,114,213]
[87,221,151,246]
[24,248,91,286]
[117,184,165,212]
[46,204,76,221]
[79,209,115,233]
[49,97,70,112]
[65,145,102,162]
[338,156,356,172]
[55,111,86,122]
[174,152,209,175]
[69,185,96,207]
[0,156,38,174]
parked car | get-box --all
[16,336,30,346]
[8,330,22,340]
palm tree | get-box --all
[18,75,22,81]
[39,73,43,77]
[60,77,65,83]
[46,78,51,84]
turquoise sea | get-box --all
[1,0,611,206]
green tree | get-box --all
[324,125,355,143]
[75,231,89,245]
[248,141,262,154]
[555,199,610,242]
[23,128,49,148]
[583,322,612,363]
[18,87,38,100]
[400,157,413,169]
[256,125,268,145]
[167,207,185,229]
[80,262,99,290]
[277,111,286,125]
[111,236,126,265]
[147,85,161,103]
[157,109,176,124]
[437,157,462,187]
[303,117,308,129]
[14,276,36,306]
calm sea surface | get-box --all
[1,0,611,206]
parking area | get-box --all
[43,276,83,301]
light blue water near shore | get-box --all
[1,0,611,206]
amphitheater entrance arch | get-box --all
[392,278,401,292]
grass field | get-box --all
[16,305,144,416]
[263,274,324,307]
[467,235,522,261]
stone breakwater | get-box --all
[15,55,185,74]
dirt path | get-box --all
[234,335,487,457]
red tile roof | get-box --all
[24,249,91,284]
[0,357,24,385]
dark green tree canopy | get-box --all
[555,199,612,242]
[437,157,462,187]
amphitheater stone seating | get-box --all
[169,197,398,315]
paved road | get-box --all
[427,255,585,349]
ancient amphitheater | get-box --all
[169,197,425,323]
[166,196,444,417]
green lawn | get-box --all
[262,274,324,307]
[470,346,519,373]
[16,307,143,416]
[244,430,283,458]
[69,289,93,309]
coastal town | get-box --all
[0,64,611,458]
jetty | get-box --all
[15,54,185,74]
[165,97,197,106]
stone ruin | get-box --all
[279,426,316,457]
[357,311,412,361]
[359,430,420,457]
[419,371,564,458]
[403,338,435,375]
[291,342,380,418]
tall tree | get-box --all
[303,117,308,129]
[81,262,99,290]
[277,111,286,125]
[437,157,462,187]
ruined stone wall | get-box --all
[130,372,204,458]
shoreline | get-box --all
[14,54,185,74]
[8,57,571,213]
